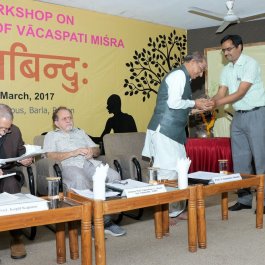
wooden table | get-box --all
[0,196,92,265]
[196,173,264,249]
[68,185,198,265]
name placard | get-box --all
[212,173,242,184]
[123,184,167,198]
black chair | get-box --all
[103,133,150,221]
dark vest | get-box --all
[147,65,192,144]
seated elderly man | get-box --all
[0,104,33,259]
[43,106,126,236]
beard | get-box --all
[64,124,73,131]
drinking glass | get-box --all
[218,159,228,174]
[47,177,60,208]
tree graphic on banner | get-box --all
[124,30,187,102]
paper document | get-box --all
[71,188,120,199]
[0,193,47,206]
[188,171,227,185]
[0,172,16,179]
[0,145,44,164]
[211,173,242,184]
[188,171,226,180]
[106,179,150,192]
[188,171,242,185]
[0,192,49,216]
[0,192,19,204]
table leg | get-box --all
[256,176,264,229]
[188,186,197,253]
[94,200,106,265]
[81,202,92,265]
[154,205,163,239]
[68,221,79,260]
[162,204,169,236]
[221,192,228,220]
[56,222,66,264]
[196,185,206,249]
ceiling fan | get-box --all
[189,0,265,33]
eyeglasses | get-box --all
[197,62,207,72]
[221,46,235,53]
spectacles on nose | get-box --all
[197,62,206,72]
[221,46,235,53]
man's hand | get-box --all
[0,169,3,175]
[84,148,94,159]
[205,98,216,110]
[47,146,100,162]
[73,147,94,159]
[19,157,33,166]
[195,98,215,111]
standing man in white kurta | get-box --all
[142,52,213,221]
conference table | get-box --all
[0,195,92,265]
[68,185,198,265]
[196,173,264,249]
[185,137,233,173]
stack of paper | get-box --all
[188,171,241,184]
[0,192,49,216]
[188,171,224,184]
[0,145,44,164]
[71,188,120,199]
[106,179,150,192]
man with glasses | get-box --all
[142,52,213,224]
[43,106,126,237]
[0,104,33,259]
[211,34,265,212]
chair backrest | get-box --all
[33,135,64,195]
[103,132,150,182]
[34,135,45,147]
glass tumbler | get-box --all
[218,159,229,174]
[47,177,60,208]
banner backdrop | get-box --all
[0,0,187,143]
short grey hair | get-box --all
[0,104,13,121]
[183,51,206,63]
[52,106,72,122]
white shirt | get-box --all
[166,70,195,109]
[43,128,101,168]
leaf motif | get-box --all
[123,29,187,102]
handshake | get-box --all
[193,98,216,114]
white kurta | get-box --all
[142,69,195,179]
[142,69,195,217]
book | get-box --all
[0,192,49,216]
